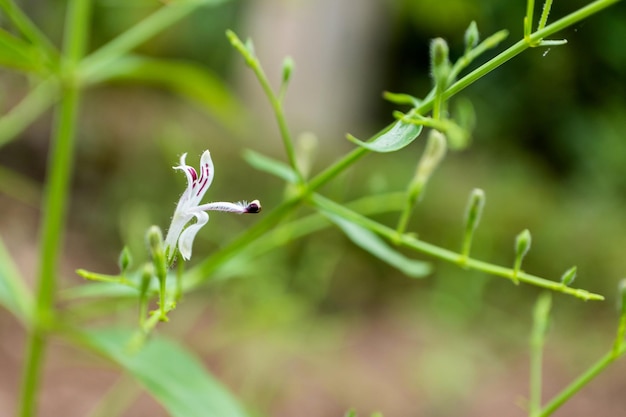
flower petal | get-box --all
[164,211,194,261]
[173,153,197,211]
[177,210,209,261]
[189,150,214,205]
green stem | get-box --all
[525,0,536,39]
[529,293,552,417]
[17,1,90,416]
[18,82,82,417]
[241,70,302,181]
[538,0,555,30]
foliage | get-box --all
[0,0,624,416]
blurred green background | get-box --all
[1,0,626,416]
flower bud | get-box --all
[560,266,577,286]
[430,38,451,89]
[140,263,154,298]
[460,188,485,262]
[515,229,532,260]
[281,56,294,85]
[409,130,447,204]
[146,225,167,283]
[464,21,480,52]
[118,246,133,273]
[465,189,485,233]
[512,229,532,284]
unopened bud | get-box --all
[140,263,154,298]
[465,189,485,233]
[560,266,577,286]
[460,188,485,261]
[415,130,447,182]
[515,229,532,260]
[512,229,532,284]
[118,246,133,273]
[464,21,480,52]
[281,56,294,85]
[146,225,167,281]
[430,38,451,89]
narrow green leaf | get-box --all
[89,55,247,135]
[346,119,423,153]
[242,149,298,183]
[62,281,139,300]
[81,328,250,417]
[383,91,420,107]
[0,28,42,71]
[322,211,431,278]
[0,235,32,323]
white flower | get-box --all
[164,150,261,262]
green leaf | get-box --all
[89,55,247,135]
[0,235,32,322]
[81,328,250,417]
[322,211,431,278]
[346,119,423,153]
[62,281,139,300]
[242,149,298,183]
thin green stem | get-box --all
[538,0,554,30]
[525,0,536,39]
[227,31,303,183]
[18,72,82,417]
[613,315,626,357]
[17,1,90,415]
[529,293,552,417]
[395,199,414,237]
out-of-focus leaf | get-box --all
[346,119,423,153]
[61,281,139,300]
[322,210,431,278]
[0,28,43,71]
[0,236,32,323]
[0,164,41,207]
[242,149,298,183]
[89,55,247,135]
[81,328,250,417]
